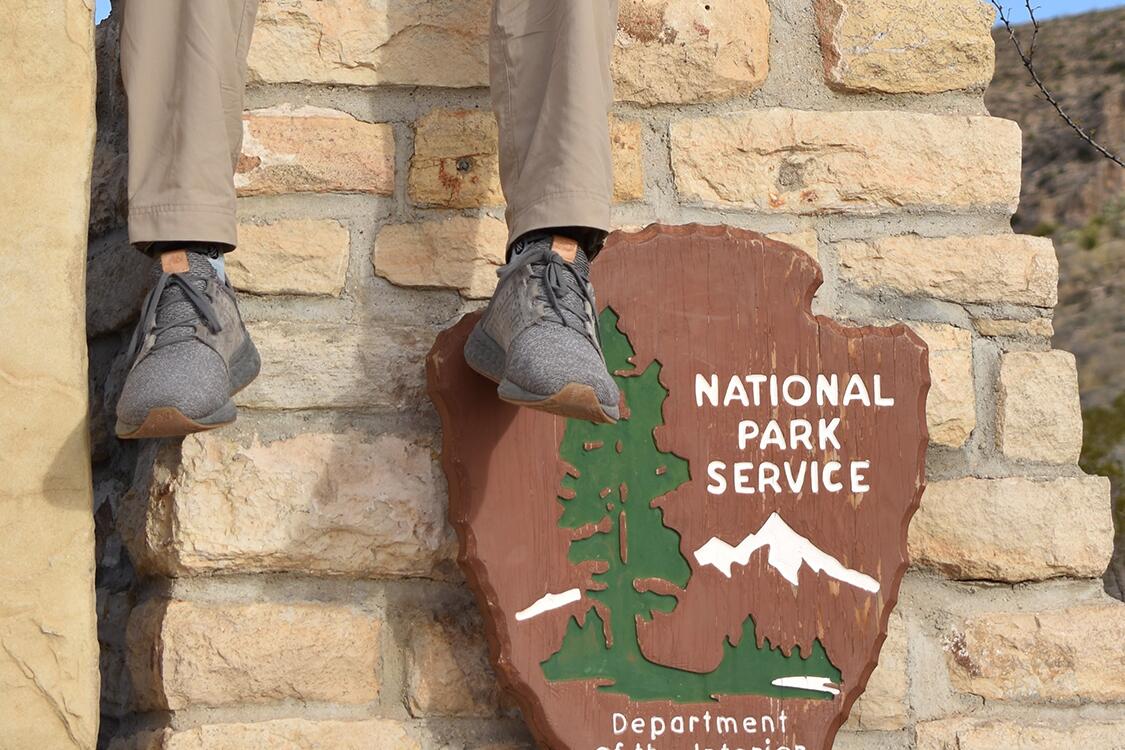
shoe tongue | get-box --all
[153,250,216,342]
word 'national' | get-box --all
[695,373,896,409]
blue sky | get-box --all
[94,0,1124,25]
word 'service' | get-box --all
[696,372,895,497]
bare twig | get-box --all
[992,1,1124,168]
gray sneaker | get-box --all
[464,234,620,424]
[115,248,260,439]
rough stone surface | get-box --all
[229,219,350,296]
[109,719,419,750]
[1,2,100,748]
[614,0,770,104]
[845,610,908,731]
[374,216,508,299]
[815,0,996,94]
[236,105,394,197]
[86,233,154,336]
[767,229,820,263]
[917,718,1125,750]
[909,477,1114,581]
[127,599,380,710]
[248,0,770,104]
[997,351,1084,464]
[248,0,491,88]
[409,109,644,208]
[837,235,1058,307]
[235,319,433,410]
[973,316,1054,338]
[909,323,976,448]
[406,607,502,717]
[946,605,1125,702]
[122,430,456,579]
[671,110,1022,214]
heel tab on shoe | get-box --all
[160,250,191,274]
[550,235,579,263]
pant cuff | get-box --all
[506,190,612,251]
[129,204,238,249]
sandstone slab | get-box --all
[766,229,820,263]
[837,235,1058,307]
[917,718,1125,750]
[997,350,1083,464]
[229,219,350,296]
[1,2,99,748]
[122,429,455,579]
[671,110,1022,214]
[409,109,644,208]
[815,0,996,93]
[235,319,433,410]
[110,719,418,750]
[127,599,380,710]
[945,604,1125,704]
[909,476,1113,581]
[237,105,394,197]
[374,215,508,299]
[406,608,502,717]
[909,323,976,448]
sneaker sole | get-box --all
[115,403,237,440]
[115,339,262,440]
[499,381,619,425]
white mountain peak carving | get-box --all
[693,512,880,594]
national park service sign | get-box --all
[427,225,929,750]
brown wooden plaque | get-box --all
[427,225,929,750]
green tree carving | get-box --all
[541,308,841,702]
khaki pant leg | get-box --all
[121,0,259,248]
[491,0,619,249]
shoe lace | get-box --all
[126,271,223,362]
[515,247,602,350]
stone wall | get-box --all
[86,1,1121,748]
[2,2,100,749]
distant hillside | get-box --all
[987,8,1125,234]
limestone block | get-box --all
[408,109,644,208]
[909,323,976,448]
[671,110,1022,214]
[127,599,380,710]
[249,0,770,104]
[405,608,502,717]
[844,610,908,731]
[837,235,1058,307]
[997,350,1083,464]
[909,476,1113,581]
[235,319,433,410]
[110,719,418,750]
[766,229,820,263]
[374,215,508,299]
[249,0,490,88]
[121,429,456,579]
[815,0,996,93]
[0,2,99,748]
[614,0,770,104]
[916,718,1125,750]
[229,219,350,296]
[973,317,1054,338]
[946,604,1125,702]
[236,105,394,196]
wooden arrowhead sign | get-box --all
[427,225,929,750]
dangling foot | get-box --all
[115,247,260,439]
[464,234,619,424]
